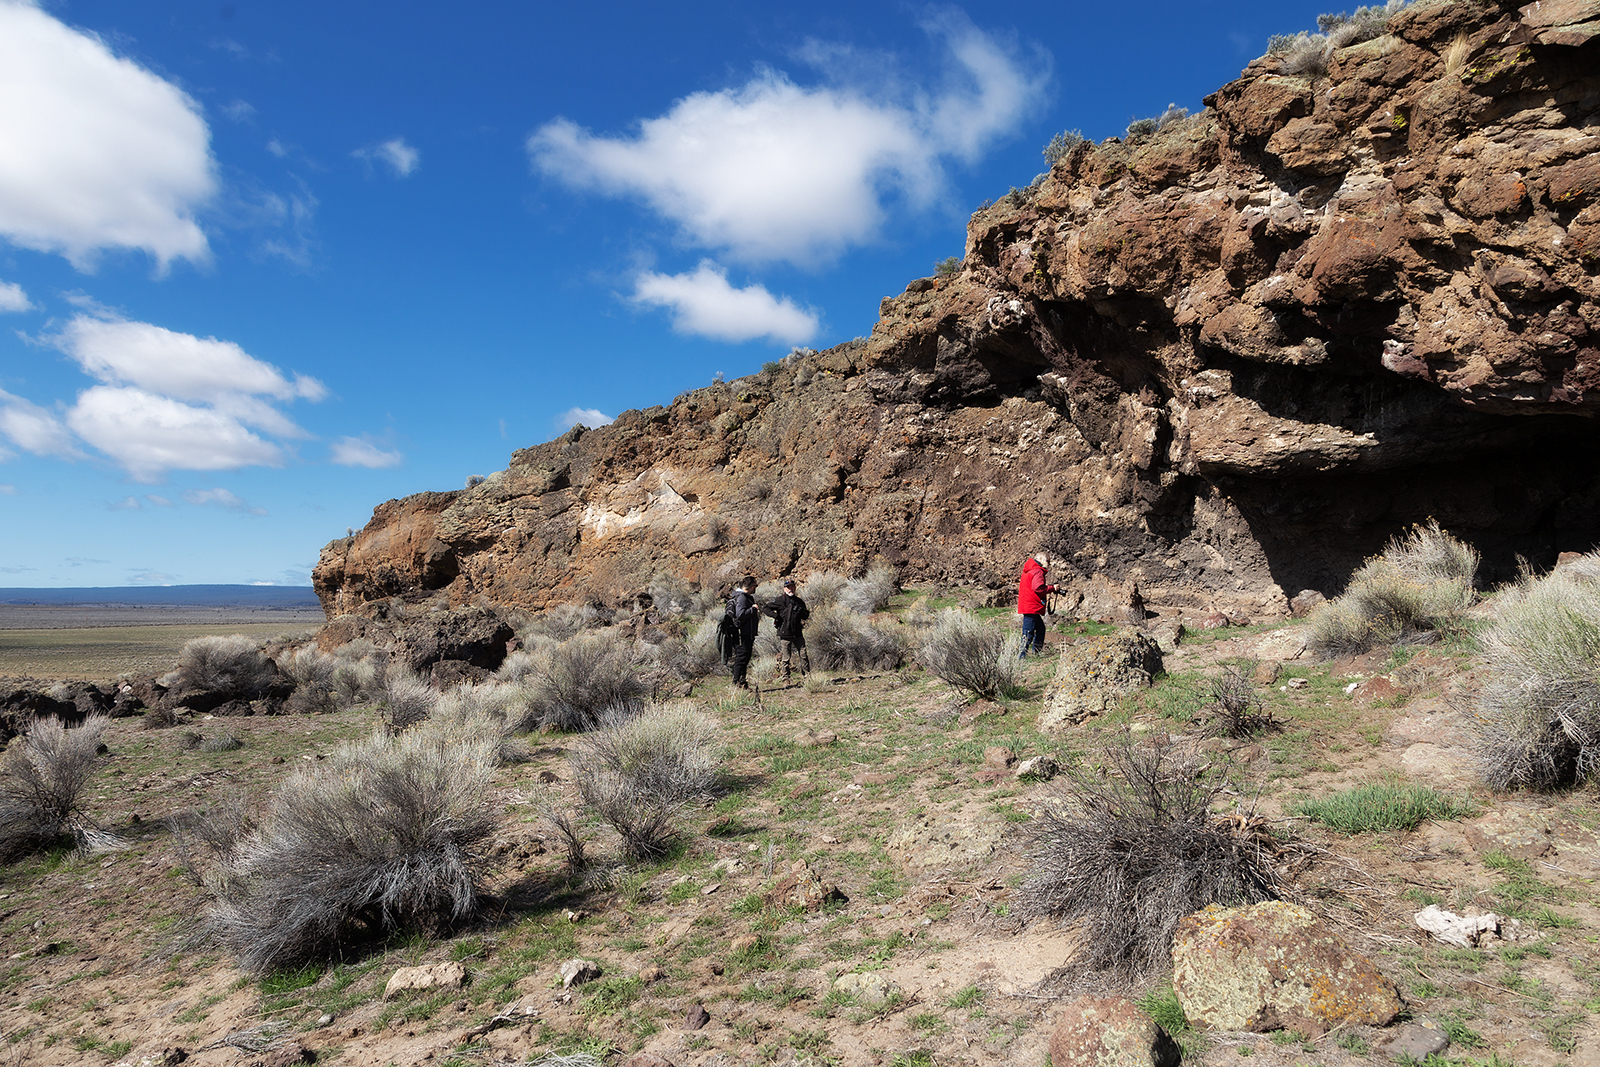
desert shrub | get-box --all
[1320,1,1408,47]
[1205,665,1276,737]
[281,645,343,715]
[369,668,438,733]
[1291,781,1472,833]
[647,573,714,617]
[569,703,721,860]
[920,609,1025,701]
[171,791,254,886]
[934,256,962,277]
[1307,521,1478,656]
[808,608,906,671]
[531,602,611,642]
[1156,103,1189,129]
[799,570,848,610]
[1471,556,1600,789]
[1125,117,1159,140]
[0,714,109,860]
[199,733,243,753]
[838,563,899,616]
[430,682,533,764]
[515,633,649,732]
[681,612,728,679]
[1015,739,1280,981]
[175,635,278,697]
[1043,128,1084,165]
[202,725,499,972]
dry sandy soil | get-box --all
[1,611,1598,1067]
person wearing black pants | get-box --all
[727,575,761,688]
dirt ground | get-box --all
[1,615,1598,1067]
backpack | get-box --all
[716,602,740,664]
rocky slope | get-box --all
[316,0,1600,619]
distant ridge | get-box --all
[0,585,320,608]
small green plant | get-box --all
[947,984,985,1009]
[1137,985,1207,1057]
[1290,782,1472,833]
[580,975,641,1016]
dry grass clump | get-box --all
[1015,739,1280,981]
[369,667,438,733]
[1268,2,1409,78]
[0,714,109,860]
[200,725,499,972]
[647,573,716,616]
[569,703,721,860]
[919,608,1025,701]
[798,570,848,610]
[514,633,648,731]
[174,635,279,697]
[1471,554,1600,790]
[807,608,906,671]
[1307,520,1478,656]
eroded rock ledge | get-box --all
[316,0,1600,619]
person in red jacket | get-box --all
[1017,553,1057,657]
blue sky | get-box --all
[0,0,1336,587]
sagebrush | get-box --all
[0,714,109,860]
[513,633,648,731]
[808,608,906,671]
[1307,520,1478,656]
[919,609,1024,701]
[1471,553,1600,789]
[174,635,279,697]
[1015,739,1280,981]
[569,703,721,860]
[201,724,499,971]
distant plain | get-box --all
[0,604,326,680]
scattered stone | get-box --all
[1172,901,1402,1037]
[315,1014,334,1027]
[638,965,665,982]
[795,728,838,747]
[564,909,588,922]
[1015,755,1058,780]
[1147,620,1186,653]
[1048,995,1181,1067]
[558,958,602,989]
[684,1003,711,1030]
[1285,677,1308,690]
[1251,661,1280,686]
[1040,630,1163,731]
[730,934,760,954]
[763,860,846,910]
[1289,590,1326,616]
[1378,1020,1450,1060]
[832,970,896,1006]
[1199,612,1230,630]
[1254,628,1308,662]
[701,882,721,896]
[384,961,466,999]
[1414,905,1514,947]
[258,1045,313,1067]
[983,745,1016,768]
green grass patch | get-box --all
[1290,782,1472,833]
[1137,986,1207,1058]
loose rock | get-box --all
[383,961,467,999]
[1048,996,1181,1067]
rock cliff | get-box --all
[316,0,1600,619]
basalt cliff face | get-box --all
[316,0,1600,620]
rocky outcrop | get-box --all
[317,0,1600,619]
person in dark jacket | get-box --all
[1017,553,1057,657]
[727,575,761,688]
[763,577,810,681]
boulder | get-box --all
[1048,996,1181,1067]
[396,607,515,672]
[1172,901,1402,1037]
[1040,630,1162,731]
[763,860,846,910]
[383,961,467,999]
[558,958,601,988]
[886,813,1006,873]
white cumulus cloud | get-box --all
[0,0,217,269]
[633,262,818,344]
[355,137,419,177]
[0,280,32,313]
[529,14,1044,265]
[0,389,80,458]
[556,407,614,431]
[330,436,403,468]
[67,386,284,481]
